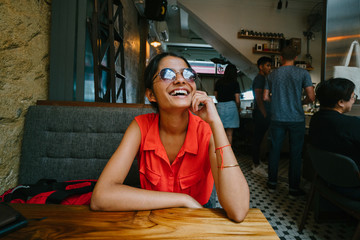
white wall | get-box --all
[179,0,323,84]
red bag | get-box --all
[0,179,97,205]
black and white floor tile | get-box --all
[231,151,357,240]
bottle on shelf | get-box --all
[270,39,274,51]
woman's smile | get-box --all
[169,88,190,97]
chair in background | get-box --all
[299,145,360,240]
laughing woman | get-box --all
[90,52,250,222]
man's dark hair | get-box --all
[281,46,298,60]
[316,78,355,108]
[257,56,272,68]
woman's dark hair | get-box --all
[315,78,355,108]
[144,52,192,109]
[222,63,238,83]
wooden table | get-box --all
[4,204,279,239]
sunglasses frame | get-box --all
[152,68,198,83]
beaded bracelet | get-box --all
[217,164,239,169]
[215,144,231,170]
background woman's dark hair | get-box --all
[315,77,355,108]
[144,52,192,109]
[222,63,238,83]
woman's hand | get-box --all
[190,91,221,124]
[182,194,204,208]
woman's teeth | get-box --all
[170,89,188,96]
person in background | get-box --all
[263,46,315,198]
[309,77,360,200]
[214,64,241,145]
[251,56,272,176]
[91,52,250,222]
[309,77,360,165]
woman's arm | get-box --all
[235,93,241,111]
[191,91,250,222]
[90,120,202,211]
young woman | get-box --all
[91,52,249,222]
[214,64,241,144]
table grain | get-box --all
[3,204,279,239]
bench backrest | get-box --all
[19,104,154,187]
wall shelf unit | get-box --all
[237,33,285,41]
[252,48,281,55]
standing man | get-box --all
[252,56,272,176]
[263,46,315,198]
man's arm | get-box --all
[263,89,271,102]
[302,86,315,105]
[254,89,267,117]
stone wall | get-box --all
[0,0,146,194]
[0,0,51,194]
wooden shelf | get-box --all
[238,33,285,41]
[252,48,281,55]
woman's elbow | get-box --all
[90,195,100,211]
[227,207,249,223]
[90,191,106,211]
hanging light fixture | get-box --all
[150,39,161,47]
[148,34,161,48]
[277,0,282,9]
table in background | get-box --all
[4,204,279,239]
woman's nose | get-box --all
[173,72,186,84]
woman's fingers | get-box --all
[191,91,221,124]
[191,91,209,112]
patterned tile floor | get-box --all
[232,150,357,240]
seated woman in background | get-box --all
[309,77,360,200]
[91,52,250,222]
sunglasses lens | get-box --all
[158,68,196,82]
[159,68,176,81]
[183,68,196,82]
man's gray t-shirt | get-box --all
[264,66,312,122]
[252,74,271,114]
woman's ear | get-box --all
[145,88,157,103]
[337,99,345,109]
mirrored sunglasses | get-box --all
[153,68,197,82]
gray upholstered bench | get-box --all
[18,101,154,187]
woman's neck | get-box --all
[158,109,189,135]
[321,107,343,114]
[158,109,189,163]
